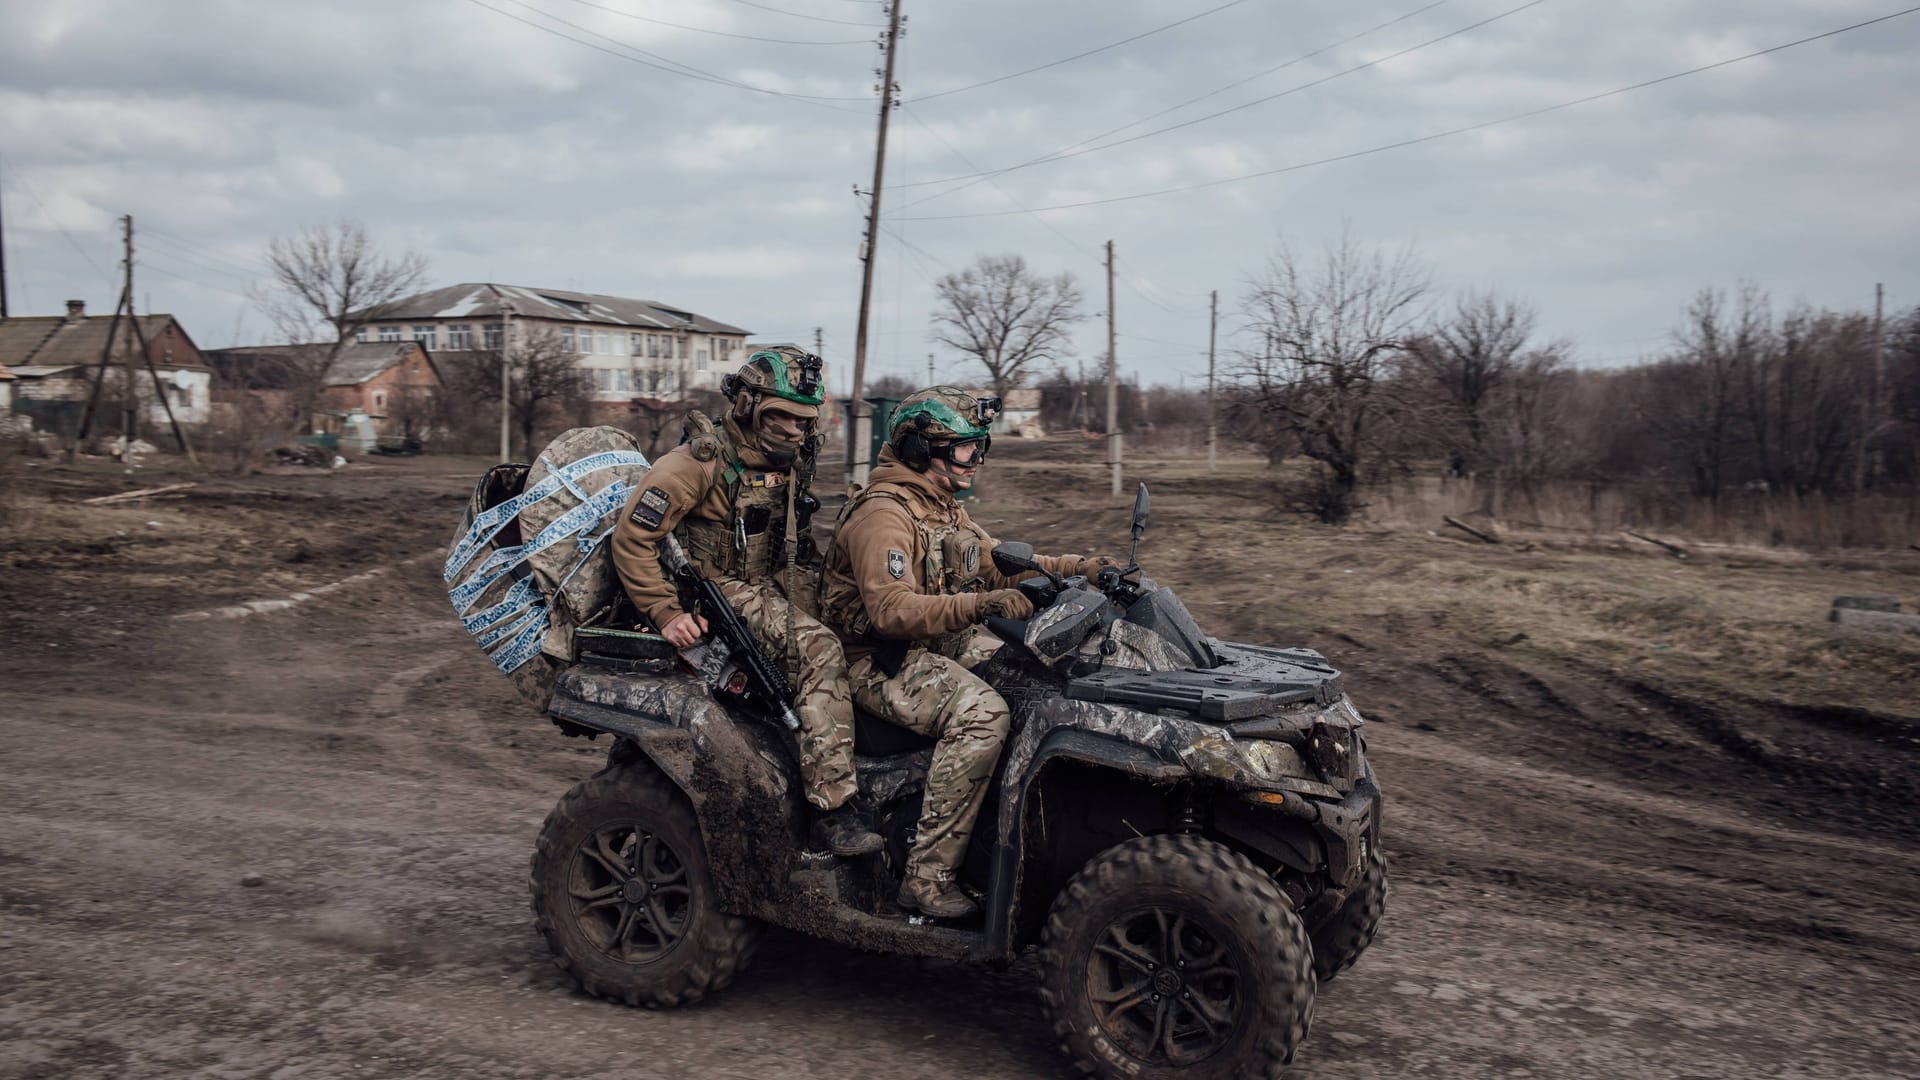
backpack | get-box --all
[444,426,651,707]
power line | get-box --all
[138,260,254,302]
[140,229,267,279]
[902,0,1546,191]
[905,0,1258,105]
[901,5,1920,220]
[461,0,869,106]
[897,103,1187,315]
[718,0,883,27]
[0,163,117,291]
[141,242,257,285]
[554,0,873,44]
[898,0,1449,202]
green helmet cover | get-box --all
[737,347,826,406]
[890,386,993,442]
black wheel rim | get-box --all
[1087,906,1244,1067]
[568,822,692,964]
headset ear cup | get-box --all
[899,430,930,470]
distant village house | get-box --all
[0,300,212,435]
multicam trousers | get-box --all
[847,628,1011,884]
[715,577,857,811]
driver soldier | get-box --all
[611,347,883,859]
[819,386,1114,917]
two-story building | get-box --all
[356,284,750,411]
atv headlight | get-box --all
[1241,738,1309,782]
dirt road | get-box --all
[2,449,1916,1079]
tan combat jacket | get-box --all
[820,446,1091,658]
[610,413,798,630]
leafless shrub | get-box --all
[1230,232,1432,523]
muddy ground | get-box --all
[1,441,1917,1079]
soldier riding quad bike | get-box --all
[494,477,1385,1079]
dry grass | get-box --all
[975,440,1920,721]
[1367,474,1920,551]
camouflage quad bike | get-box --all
[529,485,1386,1079]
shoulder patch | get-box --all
[629,486,671,530]
[886,549,907,580]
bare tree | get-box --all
[1232,234,1432,523]
[446,327,595,459]
[251,221,427,429]
[1407,291,1538,472]
[931,254,1085,398]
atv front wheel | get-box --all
[1037,835,1316,1080]
[530,761,763,1007]
[1308,847,1387,982]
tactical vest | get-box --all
[819,481,991,641]
[675,411,817,584]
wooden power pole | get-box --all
[1207,289,1218,472]
[1105,240,1120,496]
[846,0,904,488]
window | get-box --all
[354,327,369,344]
[411,325,438,349]
[373,390,388,412]
[378,326,401,343]
[646,334,660,358]
[560,327,576,352]
[482,323,503,350]
[696,348,709,371]
[594,331,610,355]
[630,333,644,356]
[614,369,630,392]
[446,324,472,351]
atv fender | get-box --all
[546,667,808,911]
[983,726,1188,956]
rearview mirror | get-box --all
[1130,483,1150,539]
[991,541,1040,576]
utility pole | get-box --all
[1207,289,1218,473]
[0,168,9,319]
[122,215,138,448]
[499,302,514,462]
[846,0,904,488]
[1105,240,1120,496]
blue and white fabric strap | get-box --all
[443,450,648,582]
[447,480,638,615]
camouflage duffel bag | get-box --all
[444,427,651,708]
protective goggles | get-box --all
[931,435,991,466]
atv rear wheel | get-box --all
[530,761,763,1007]
[1308,847,1387,983]
[1037,835,1316,1080]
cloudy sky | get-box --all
[3,0,1915,392]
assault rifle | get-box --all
[658,533,802,732]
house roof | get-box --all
[364,283,751,336]
[0,363,16,381]
[204,342,438,390]
[0,313,209,371]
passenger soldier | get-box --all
[820,386,1116,917]
[611,347,882,858]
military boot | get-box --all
[897,873,978,919]
[812,803,884,858]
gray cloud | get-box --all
[2,0,1914,389]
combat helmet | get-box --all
[723,346,826,417]
[889,385,1003,471]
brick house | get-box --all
[356,284,751,414]
[0,300,213,435]
[203,341,442,437]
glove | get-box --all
[1076,555,1121,578]
[977,589,1035,620]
